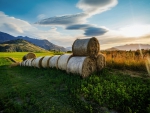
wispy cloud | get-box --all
[0,11,78,47]
[36,13,88,26]
[35,0,118,36]
[77,0,118,16]
[66,24,108,36]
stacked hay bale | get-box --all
[20,37,105,78]
[67,37,105,78]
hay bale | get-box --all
[22,52,36,61]
[31,59,36,67]
[22,60,28,66]
[25,59,34,67]
[96,53,106,71]
[72,37,100,58]
[34,57,44,68]
[20,61,23,66]
[41,56,52,68]
[67,56,97,78]
[57,54,72,71]
[49,55,60,68]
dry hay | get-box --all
[31,59,36,67]
[72,37,100,58]
[49,55,61,68]
[96,53,106,71]
[20,62,23,66]
[25,58,34,67]
[34,57,44,68]
[21,60,28,66]
[41,56,52,68]
[67,56,97,78]
[22,52,36,61]
[57,54,72,71]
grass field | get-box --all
[0,52,63,62]
[0,52,150,113]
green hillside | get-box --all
[0,39,48,52]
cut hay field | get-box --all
[0,52,150,113]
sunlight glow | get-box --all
[145,57,150,75]
[119,24,150,37]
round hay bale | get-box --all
[22,52,36,61]
[49,55,61,68]
[22,60,27,66]
[25,59,29,66]
[57,54,72,71]
[67,56,97,78]
[96,53,106,71]
[41,56,52,68]
[34,57,44,68]
[21,61,25,66]
[20,62,23,66]
[24,60,29,66]
[72,37,100,58]
[31,59,36,67]
[25,59,34,67]
[28,58,34,67]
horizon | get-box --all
[0,0,150,49]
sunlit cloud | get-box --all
[119,24,150,37]
[77,0,118,16]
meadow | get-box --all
[102,50,150,74]
[0,51,150,113]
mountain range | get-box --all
[0,31,67,52]
[0,39,48,52]
[106,44,150,51]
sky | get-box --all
[0,0,150,49]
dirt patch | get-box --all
[110,68,150,79]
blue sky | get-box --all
[0,0,150,49]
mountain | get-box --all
[105,47,119,51]
[0,39,48,52]
[0,31,67,52]
[17,36,67,52]
[0,31,16,43]
[65,47,72,51]
[106,44,150,51]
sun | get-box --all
[119,24,150,37]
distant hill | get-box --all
[17,36,67,52]
[0,39,48,52]
[65,47,72,51]
[0,31,16,43]
[0,31,67,52]
[105,47,118,51]
[106,44,150,51]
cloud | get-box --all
[0,23,23,34]
[96,30,150,50]
[37,14,46,20]
[66,24,108,36]
[35,13,88,26]
[0,11,78,47]
[35,0,118,27]
[77,0,118,15]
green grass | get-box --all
[0,56,150,113]
[0,52,63,62]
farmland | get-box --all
[0,51,150,113]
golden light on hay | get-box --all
[145,57,150,75]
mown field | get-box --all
[0,52,150,113]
